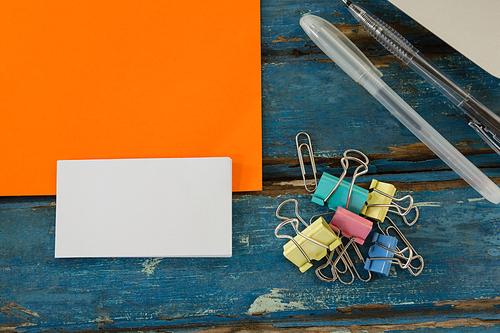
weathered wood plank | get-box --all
[261,51,500,159]
[261,143,500,186]
[2,178,500,331]
[2,0,500,331]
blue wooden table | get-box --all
[2,0,500,331]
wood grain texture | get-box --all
[2,0,500,331]
[2,186,500,331]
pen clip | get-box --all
[469,121,500,155]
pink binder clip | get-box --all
[329,207,373,245]
[315,207,373,284]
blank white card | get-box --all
[55,157,232,258]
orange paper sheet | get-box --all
[0,0,262,195]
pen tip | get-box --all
[342,0,352,6]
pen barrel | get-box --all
[408,54,500,138]
[348,2,500,142]
[346,3,417,64]
[359,71,500,204]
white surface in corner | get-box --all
[388,0,500,78]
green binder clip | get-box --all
[311,149,369,214]
[312,173,368,214]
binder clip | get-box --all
[360,180,396,222]
[364,233,397,276]
[329,207,373,245]
[377,218,424,276]
[312,173,369,215]
[275,199,341,272]
[360,179,419,226]
[314,207,373,283]
[296,132,318,192]
[364,232,413,276]
[311,149,369,214]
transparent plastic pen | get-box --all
[342,0,500,155]
[300,15,500,204]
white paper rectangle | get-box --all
[388,0,500,78]
[55,157,232,258]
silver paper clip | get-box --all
[296,132,318,192]
[315,236,372,284]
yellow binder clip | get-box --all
[275,199,341,272]
[360,179,419,226]
[360,180,396,222]
[279,217,341,272]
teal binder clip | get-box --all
[312,173,368,214]
[311,149,369,214]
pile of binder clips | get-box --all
[274,132,424,284]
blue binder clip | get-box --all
[376,218,424,276]
[311,149,369,214]
[364,233,398,276]
[364,231,414,276]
